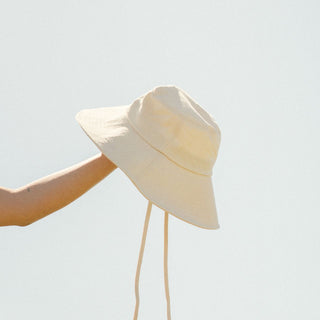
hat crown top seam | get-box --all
[127,86,220,176]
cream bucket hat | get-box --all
[76,85,221,319]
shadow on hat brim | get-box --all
[76,105,220,230]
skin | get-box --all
[0,153,117,227]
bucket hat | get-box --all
[76,85,221,319]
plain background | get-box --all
[0,0,319,319]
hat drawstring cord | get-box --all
[164,210,172,320]
[133,200,152,320]
[133,200,172,320]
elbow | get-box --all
[0,188,35,227]
[13,210,34,227]
[17,219,32,227]
[9,211,33,228]
[9,189,34,227]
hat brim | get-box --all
[76,105,220,230]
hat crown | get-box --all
[127,85,221,176]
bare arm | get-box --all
[0,153,117,227]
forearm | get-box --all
[0,153,117,227]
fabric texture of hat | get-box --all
[76,85,221,319]
[76,85,221,229]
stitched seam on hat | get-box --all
[125,114,212,177]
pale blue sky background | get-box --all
[0,0,319,319]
